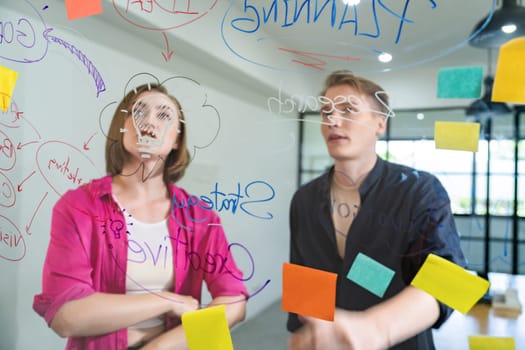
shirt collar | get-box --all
[321,155,385,198]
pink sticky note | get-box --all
[65,0,103,20]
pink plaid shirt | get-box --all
[33,176,248,350]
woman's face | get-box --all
[122,90,181,161]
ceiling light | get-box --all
[416,113,425,120]
[469,0,525,48]
[378,52,392,63]
[501,24,517,33]
[342,0,361,5]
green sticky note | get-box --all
[182,305,233,350]
[0,65,19,112]
[437,66,483,99]
[468,335,515,350]
[347,252,395,298]
[434,121,480,152]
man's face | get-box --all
[320,84,387,162]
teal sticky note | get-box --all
[347,253,395,298]
[437,66,483,99]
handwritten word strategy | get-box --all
[230,0,437,44]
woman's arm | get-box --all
[208,295,247,327]
[50,291,198,338]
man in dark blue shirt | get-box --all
[287,70,466,350]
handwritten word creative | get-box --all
[171,227,254,281]
[172,181,275,222]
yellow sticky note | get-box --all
[434,121,480,152]
[182,305,233,350]
[0,65,19,112]
[410,254,490,314]
[492,37,525,104]
[468,335,515,350]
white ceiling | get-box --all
[227,0,496,74]
[46,0,520,109]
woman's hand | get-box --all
[159,292,199,318]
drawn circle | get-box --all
[0,214,26,262]
[0,172,16,208]
[0,129,16,171]
[112,0,218,31]
[0,0,50,64]
[35,140,101,196]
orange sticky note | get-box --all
[0,65,18,112]
[181,305,233,350]
[468,335,515,350]
[492,37,525,104]
[411,254,490,314]
[434,121,480,152]
[65,0,103,20]
[282,262,337,321]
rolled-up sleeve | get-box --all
[33,193,96,326]
[403,176,467,329]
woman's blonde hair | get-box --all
[105,83,190,183]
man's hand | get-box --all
[288,310,389,350]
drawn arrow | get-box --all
[17,140,39,150]
[13,111,24,122]
[17,170,36,192]
[161,32,174,62]
[26,191,48,235]
[83,132,97,150]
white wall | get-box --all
[0,1,298,349]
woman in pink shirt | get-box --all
[33,82,248,350]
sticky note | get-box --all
[347,253,394,298]
[468,335,515,350]
[434,121,480,152]
[0,65,18,112]
[492,37,525,104]
[282,262,337,321]
[181,305,233,350]
[65,0,103,20]
[411,254,490,314]
[437,66,483,99]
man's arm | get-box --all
[290,286,439,350]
